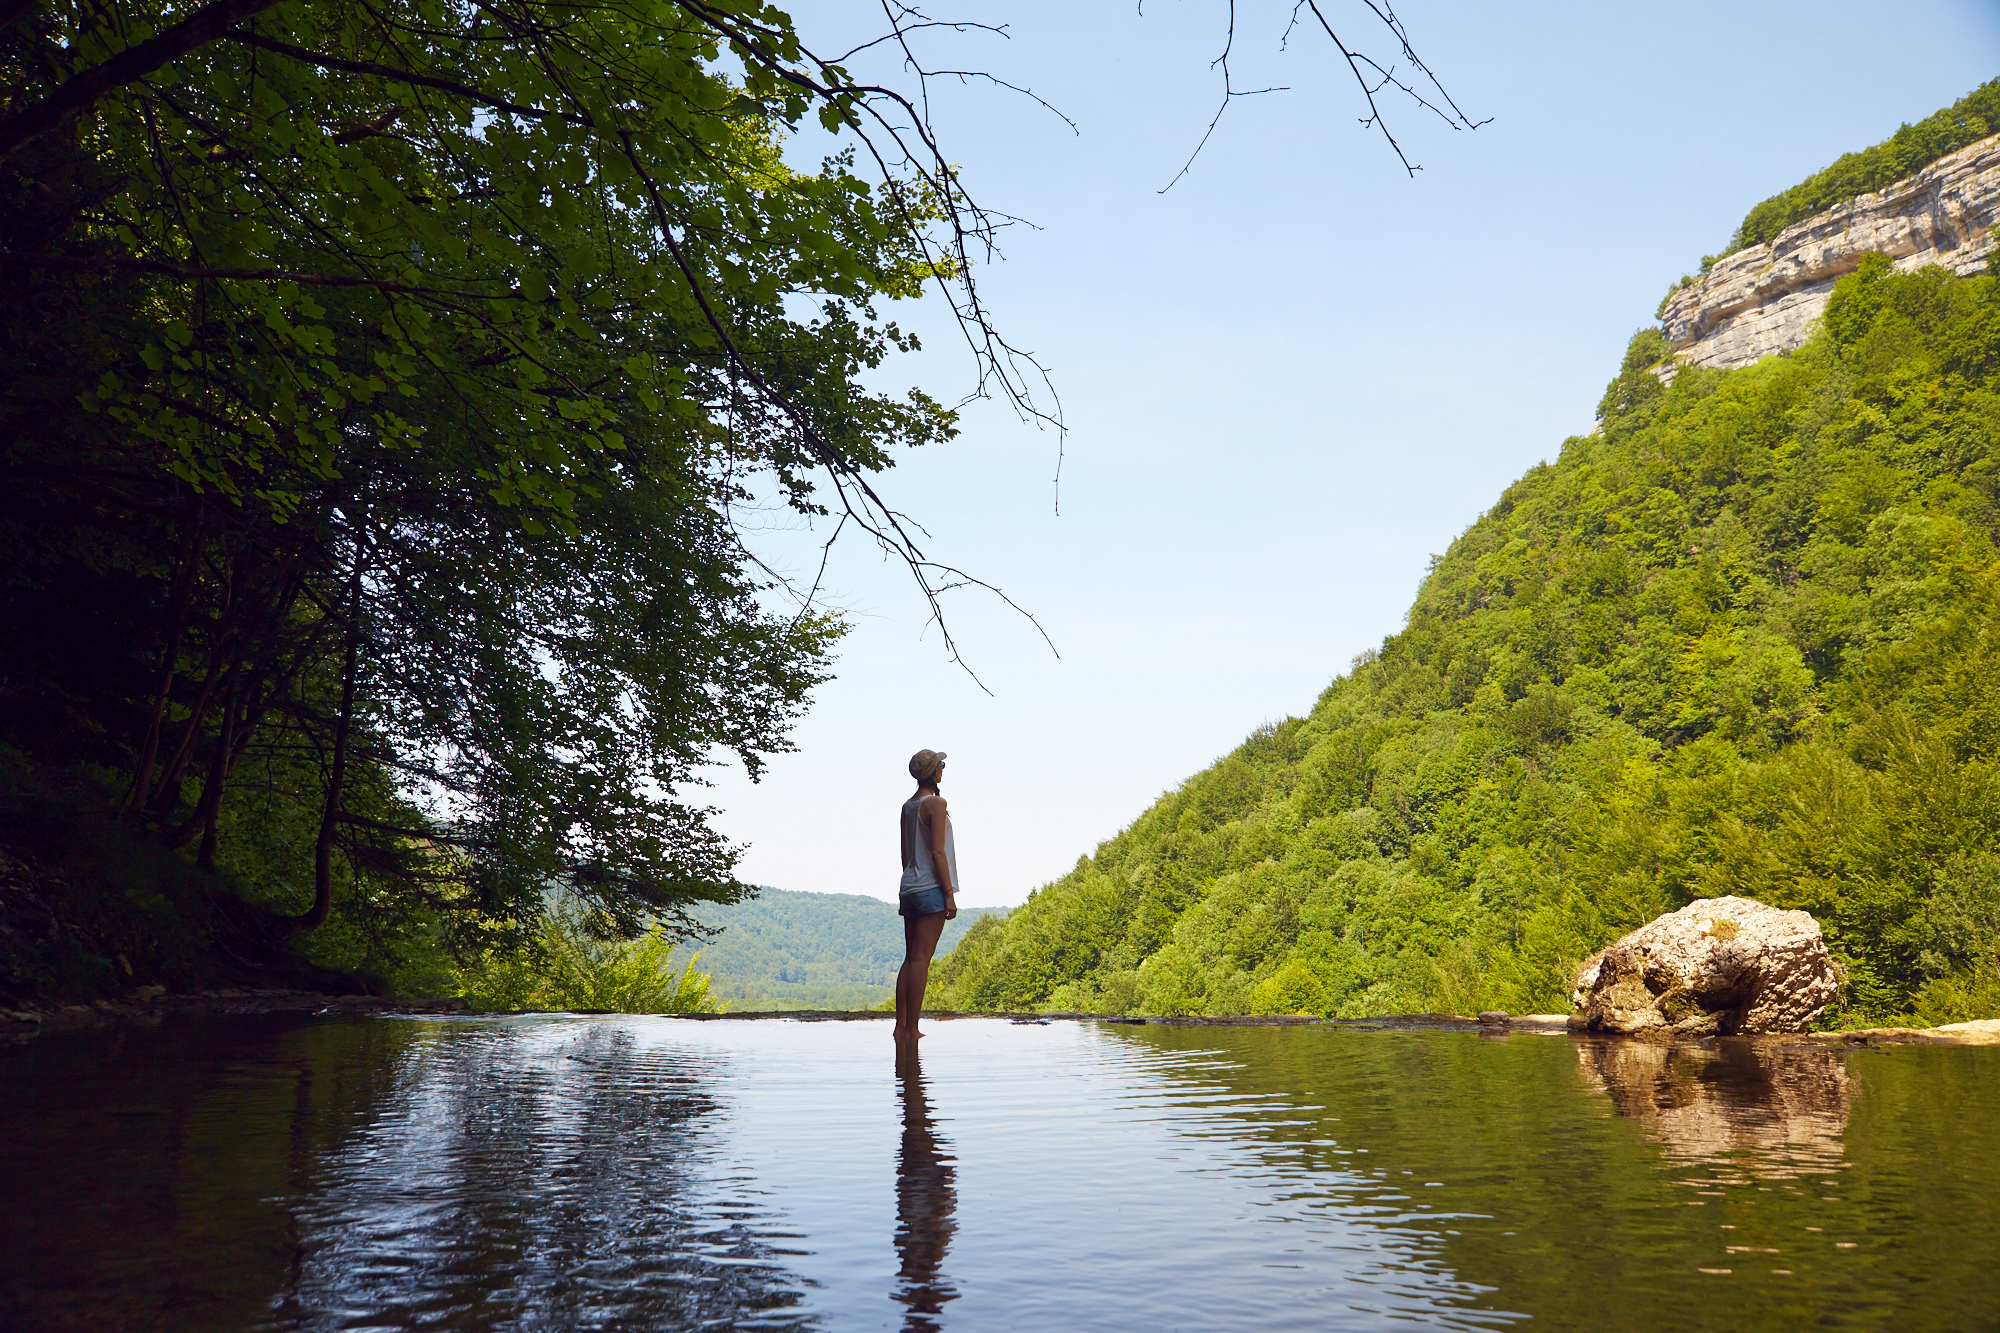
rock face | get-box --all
[1660,134,2000,372]
[1570,896,1844,1036]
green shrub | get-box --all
[453,903,722,1013]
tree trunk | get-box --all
[191,666,244,867]
[126,508,204,815]
[146,557,238,819]
[292,563,364,934]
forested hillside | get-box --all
[936,255,2000,1026]
[693,888,999,1010]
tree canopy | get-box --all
[0,0,983,959]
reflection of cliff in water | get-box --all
[1575,1038,1851,1179]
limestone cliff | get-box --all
[1660,133,2000,371]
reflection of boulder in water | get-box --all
[1576,1038,1851,1179]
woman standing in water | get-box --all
[895,748,958,1040]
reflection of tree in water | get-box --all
[1575,1038,1851,1181]
[894,1045,959,1330]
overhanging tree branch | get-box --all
[1296,0,1489,177]
[0,248,479,293]
[0,0,291,158]
[608,126,1055,685]
[226,29,593,125]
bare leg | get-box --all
[894,910,949,1040]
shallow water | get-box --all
[1,1016,1996,1331]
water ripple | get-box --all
[4,1017,1998,1330]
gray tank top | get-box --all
[899,794,959,895]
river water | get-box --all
[1,1015,1995,1331]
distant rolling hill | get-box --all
[689,887,1004,1011]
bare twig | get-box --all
[1162,0,1488,188]
[1296,0,1488,177]
[1161,0,1288,194]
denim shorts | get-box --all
[899,887,949,918]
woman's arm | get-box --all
[923,794,958,917]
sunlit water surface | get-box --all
[2,1015,1997,1331]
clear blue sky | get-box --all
[704,0,2000,907]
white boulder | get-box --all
[1570,896,1844,1036]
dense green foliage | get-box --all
[451,899,719,1012]
[938,258,2000,1026]
[1728,79,2000,252]
[0,0,960,978]
[692,887,999,1010]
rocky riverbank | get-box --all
[0,988,470,1037]
[1797,1018,2000,1047]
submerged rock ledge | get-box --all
[1795,1018,2000,1047]
[7,992,1996,1046]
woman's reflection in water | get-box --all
[893,1043,959,1329]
